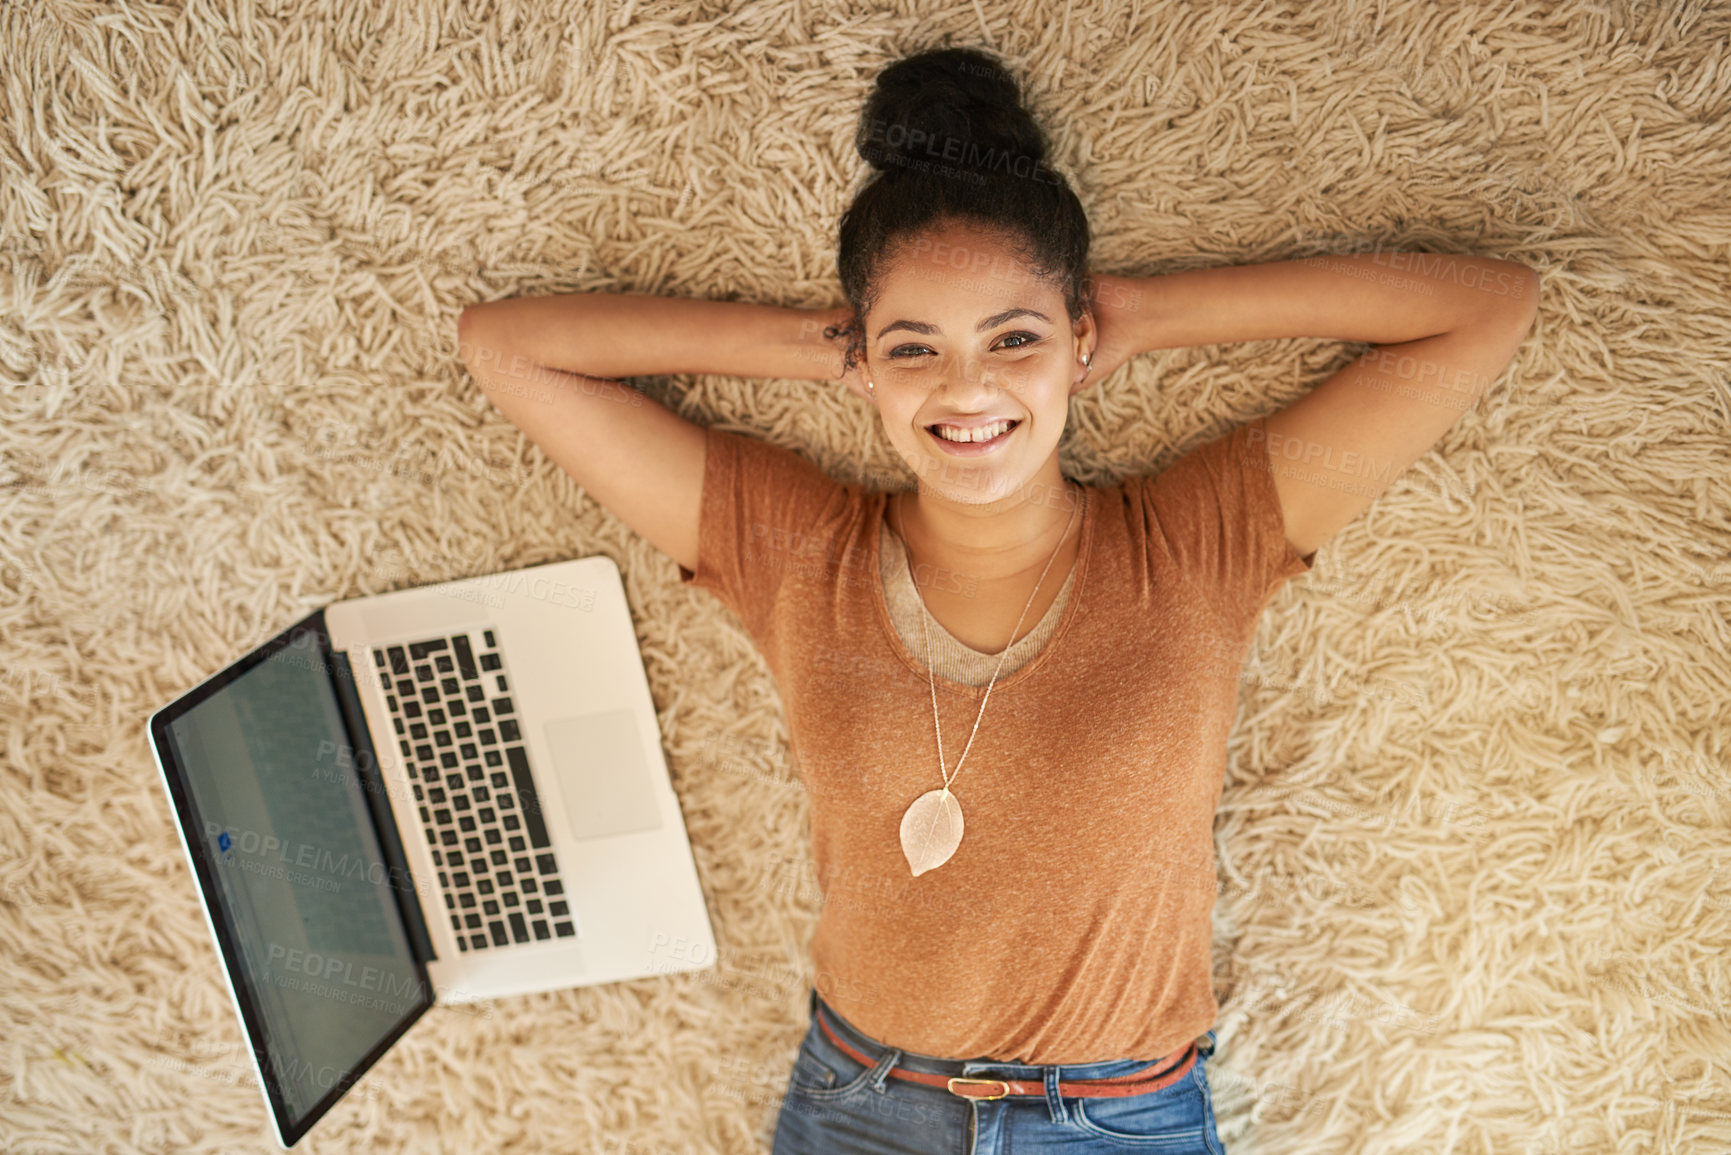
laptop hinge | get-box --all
[319,611,440,967]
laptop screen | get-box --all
[153,617,431,1143]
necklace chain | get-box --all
[896,483,1083,793]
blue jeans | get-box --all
[772,987,1226,1153]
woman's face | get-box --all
[862,220,1094,508]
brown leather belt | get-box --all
[815,1005,1200,1101]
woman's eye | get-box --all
[888,333,1041,360]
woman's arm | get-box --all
[457,292,852,576]
[459,292,852,384]
[1103,251,1534,352]
[1090,252,1539,561]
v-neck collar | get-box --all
[869,485,1093,698]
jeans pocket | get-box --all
[784,1021,882,1102]
[1069,1063,1213,1147]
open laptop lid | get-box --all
[147,608,437,1147]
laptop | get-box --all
[146,555,717,1148]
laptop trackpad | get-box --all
[543,710,664,841]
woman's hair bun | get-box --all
[856,47,1046,178]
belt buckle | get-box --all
[947,1076,1011,1100]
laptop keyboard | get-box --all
[369,629,578,952]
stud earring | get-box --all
[867,379,875,393]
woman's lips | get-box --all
[926,420,1020,456]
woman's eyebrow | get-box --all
[874,307,1051,341]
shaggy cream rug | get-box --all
[3,1,1728,1152]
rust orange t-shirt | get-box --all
[677,415,1313,1064]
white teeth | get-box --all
[933,420,1012,443]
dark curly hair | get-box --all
[823,46,1093,377]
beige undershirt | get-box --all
[878,509,1076,687]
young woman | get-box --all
[459,45,1536,1155]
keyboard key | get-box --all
[498,872,515,888]
[472,707,490,724]
[483,828,502,845]
[449,914,462,932]
[451,872,469,888]
[466,765,484,781]
[477,807,495,823]
[536,853,557,875]
[393,717,405,736]
[410,723,428,740]
[454,722,472,739]
[440,830,458,846]
[493,772,510,790]
[488,921,509,947]
[532,919,550,941]
[526,898,543,914]
[456,936,468,953]
[459,892,476,909]
[544,880,563,896]
[521,878,537,895]
[484,630,495,647]
[478,729,497,746]
[427,708,446,726]
[433,808,451,825]
[464,836,482,853]
[449,700,467,719]
[502,891,520,908]
[418,806,430,824]
[554,922,575,938]
[413,784,424,801]
[442,677,460,696]
[428,787,445,804]
[415,744,434,761]
[409,639,449,659]
[548,901,569,918]
[396,678,415,697]
[499,719,521,743]
[467,685,486,703]
[476,878,493,896]
[470,933,488,950]
[481,652,501,672]
[490,849,509,866]
[399,740,412,758]
[485,750,503,768]
[465,913,482,930]
[435,654,454,673]
[509,747,551,848]
[460,743,478,761]
[389,647,409,675]
[440,751,458,768]
[497,793,514,809]
[442,890,455,909]
[508,912,529,942]
[415,664,433,682]
[502,814,520,832]
[403,700,422,719]
[434,730,453,748]
[496,675,508,693]
[472,785,489,803]
[483,899,500,916]
[452,635,478,680]
[373,649,387,667]
[437,871,448,888]
[421,687,439,705]
[493,697,514,716]
[447,850,464,866]
[458,816,476,833]
[445,773,463,790]
[514,857,532,874]
[431,850,441,866]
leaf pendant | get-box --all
[900,787,964,877]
